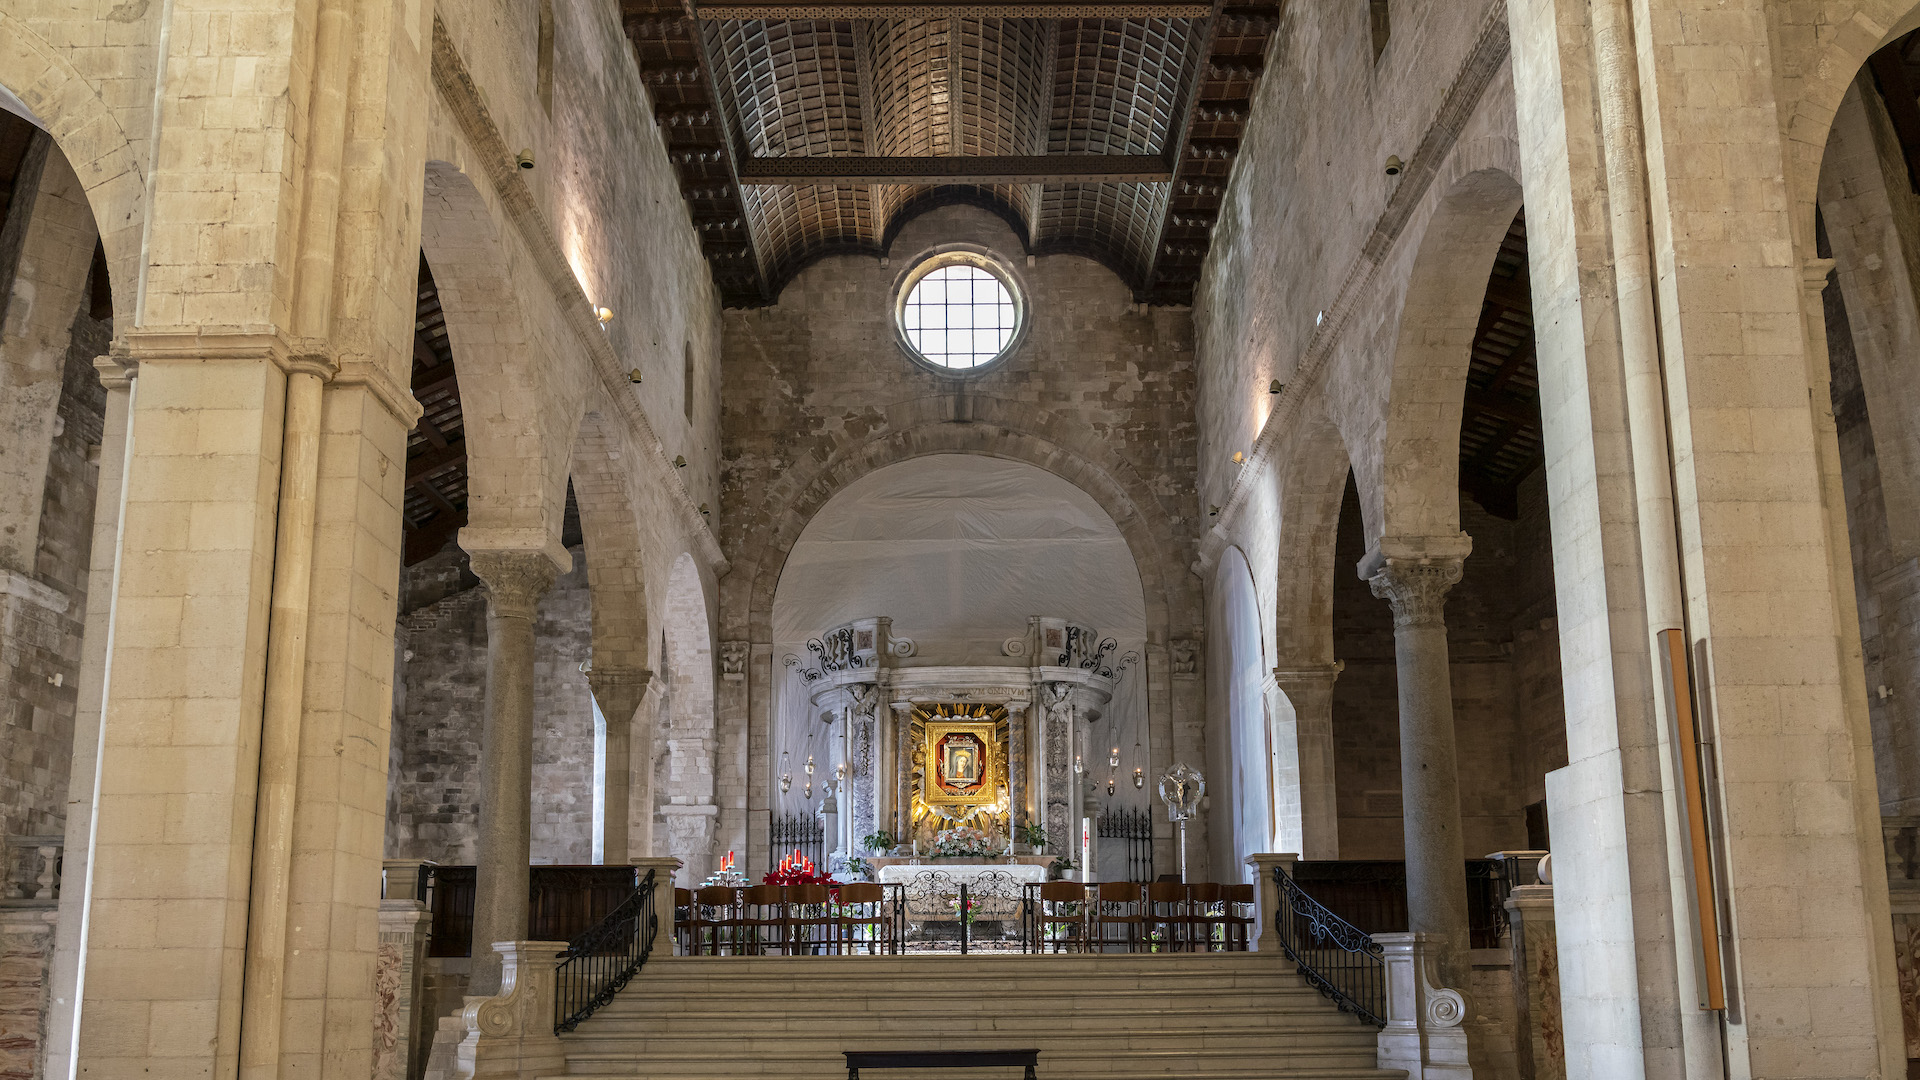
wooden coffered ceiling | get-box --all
[621,1,1281,306]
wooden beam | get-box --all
[737,155,1173,185]
[405,510,468,566]
[694,2,1212,17]
[1463,387,1538,426]
[407,440,466,485]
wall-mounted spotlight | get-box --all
[1269,379,1283,395]
[516,148,536,170]
[596,306,614,324]
[1384,155,1404,176]
[1207,505,1221,517]
[698,503,711,516]
[1231,451,1246,465]
[627,368,643,384]
[673,455,688,468]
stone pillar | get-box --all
[377,860,433,1080]
[629,856,683,957]
[1244,852,1298,954]
[1271,663,1343,860]
[588,667,655,864]
[1506,884,1563,1080]
[1006,699,1029,841]
[423,940,570,1080]
[42,356,131,1080]
[465,549,560,996]
[1365,543,1471,986]
[0,906,56,1080]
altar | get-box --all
[789,615,1134,880]
[870,858,1051,923]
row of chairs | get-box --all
[1028,881,1255,952]
[674,884,899,955]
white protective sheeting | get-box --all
[770,455,1149,819]
[772,455,1145,649]
[1207,549,1273,883]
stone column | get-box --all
[588,667,655,864]
[1366,547,1471,987]
[465,549,559,996]
[1005,699,1029,841]
[1270,663,1343,860]
[892,700,916,841]
[376,860,433,1080]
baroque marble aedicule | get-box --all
[788,616,1133,864]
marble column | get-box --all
[588,667,655,864]
[891,700,916,841]
[465,550,558,996]
[1367,551,1471,987]
[1005,700,1029,839]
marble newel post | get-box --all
[466,550,559,996]
[1366,543,1472,988]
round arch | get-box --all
[659,551,720,881]
[1207,546,1273,883]
[0,13,144,327]
[1373,166,1526,543]
[727,401,1185,646]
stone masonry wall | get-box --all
[386,546,597,865]
[0,274,105,848]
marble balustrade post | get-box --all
[1367,550,1472,988]
[465,550,559,996]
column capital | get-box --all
[1367,559,1464,630]
[1270,661,1344,691]
[467,550,558,620]
[586,666,658,724]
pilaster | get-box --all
[1270,662,1342,860]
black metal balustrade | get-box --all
[1290,856,1542,948]
[1096,807,1155,882]
[554,868,659,1033]
[768,813,825,870]
[1275,869,1386,1027]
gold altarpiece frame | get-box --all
[909,703,1010,834]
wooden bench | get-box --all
[843,1049,1040,1079]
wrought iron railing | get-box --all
[1290,857,1537,948]
[1276,869,1386,1027]
[554,868,658,1034]
[769,813,825,870]
[1096,807,1154,881]
[420,864,639,957]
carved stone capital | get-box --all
[467,550,558,620]
[719,640,750,679]
[587,667,657,725]
[1368,559,1463,630]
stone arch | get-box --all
[570,404,650,675]
[1273,400,1355,665]
[0,13,142,327]
[660,551,719,880]
[1374,166,1525,542]
[729,398,1185,646]
[1778,2,1920,256]
[421,159,576,550]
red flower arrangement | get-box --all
[762,848,841,888]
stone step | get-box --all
[564,1031,1379,1057]
[554,1069,1405,1080]
[584,1006,1353,1030]
[556,1046,1395,1076]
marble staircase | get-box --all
[551,953,1403,1079]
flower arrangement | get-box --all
[930,826,997,858]
[763,848,840,889]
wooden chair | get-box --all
[693,885,743,955]
[1185,882,1226,952]
[1145,881,1190,952]
[786,883,833,954]
[1032,881,1089,953]
[1094,882,1147,953]
[1224,883,1256,951]
[835,882,889,954]
[741,883,787,954]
